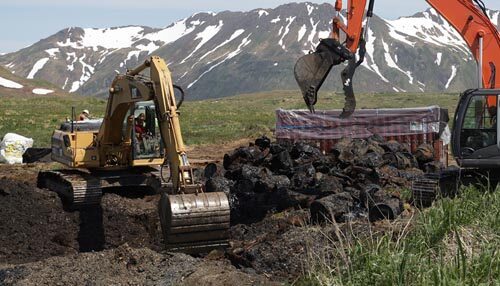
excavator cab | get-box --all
[452,89,500,167]
[129,101,164,161]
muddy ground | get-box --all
[0,141,415,285]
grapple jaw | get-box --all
[294,38,353,113]
[294,53,333,113]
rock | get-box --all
[383,152,417,170]
[0,187,9,196]
[254,136,271,150]
[205,176,234,195]
[315,174,343,197]
[414,143,435,164]
[310,192,354,223]
[290,164,316,188]
[368,196,404,222]
[380,140,407,153]
[290,142,322,160]
[270,150,293,173]
[254,175,290,193]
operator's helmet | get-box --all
[82,109,89,115]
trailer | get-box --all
[275,106,450,166]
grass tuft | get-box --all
[298,186,500,285]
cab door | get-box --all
[129,101,165,162]
[452,89,500,167]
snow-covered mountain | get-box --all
[1,3,499,99]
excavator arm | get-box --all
[294,0,500,114]
[104,56,230,253]
[294,0,374,116]
[427,0,500,91]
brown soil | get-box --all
[0,162,281,285]
[0,139,415,285]
[186,138,254,163]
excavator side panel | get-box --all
[51,130,100,168]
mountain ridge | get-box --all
[1,3,499,99]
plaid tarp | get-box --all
[275,106,448,139]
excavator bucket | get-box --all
[159,191,230,253]
[294,38,352,113]
[294,53,335,112]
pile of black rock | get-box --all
[205,135,440,225]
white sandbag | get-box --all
[0,133,34,164]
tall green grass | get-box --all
[300,187,499,285]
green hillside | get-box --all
[0,91,459,147]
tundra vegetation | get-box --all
[0,91,458,147]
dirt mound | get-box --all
[0,176,79,264]
[211,136,433,226]
[0,244,277,286]
[0,163,280,285]
[0,173,162,265]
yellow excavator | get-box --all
[37,56,230,253]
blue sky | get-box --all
[1,0,499,53]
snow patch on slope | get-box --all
[445,65,457,89]
[270,16,281,23]
[69,54,95,92]
[306,19,319,47]
[27,58,49,79]
[66,52,78,72]
[45,48,59,57]
[382,40,413,84]
[126,50,142,62]
[188,34,252,89]
[298,25,307,41]
[257,10,269,17]
[279,16,296,50]
[386,9,467,53]
[199,29,245,60]
[136,42,160,54]
[32,88,53,95]
[58,26,144,51]
[143,18,199,45]
[181,20,224,63]
[435,52,442,65]
[306,3,315,15]
[488,10,499,26]
[362,29,389,82]
[0,76,23,89]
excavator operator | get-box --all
[134,113,146,140]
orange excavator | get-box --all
[294,0,500,200]
[295,0,499,115]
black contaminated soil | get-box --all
[0,136,437,284]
